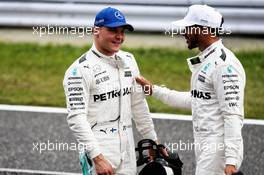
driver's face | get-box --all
[95,27,125,56]
[184,26,199,50]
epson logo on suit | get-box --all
[68,87,83,92]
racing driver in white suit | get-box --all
[136,5,245,175]
[63,7,157,175]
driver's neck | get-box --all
[198,36,220,52]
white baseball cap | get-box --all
[172,5,223,28]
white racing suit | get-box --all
[153,40,245,175]
[63,45,157,175]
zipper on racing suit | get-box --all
[116,56,126,161]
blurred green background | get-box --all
[0,42,263,119]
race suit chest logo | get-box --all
[95,76,110,85]
[93,87,132,102]
[68,87,83,92]
[198,74,205,82]
[224,85,239,91]
[191,89,211,99]
[124,67,132,77]
[201,62,212,74]
[124,71,132,77]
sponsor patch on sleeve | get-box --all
[198,74,205,82]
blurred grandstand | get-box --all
[0,0,264,34]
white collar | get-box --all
[90,44,125,68]
[200,39,223,61]
[187,39,223,72]
[91,44,115,59]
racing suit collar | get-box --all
[91,44,125,68]
[91,44,115,58]
[187,39,223,72]
[200,39,223,60]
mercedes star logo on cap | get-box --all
[115,11,124,20]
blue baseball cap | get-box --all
[94,7,134,31]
